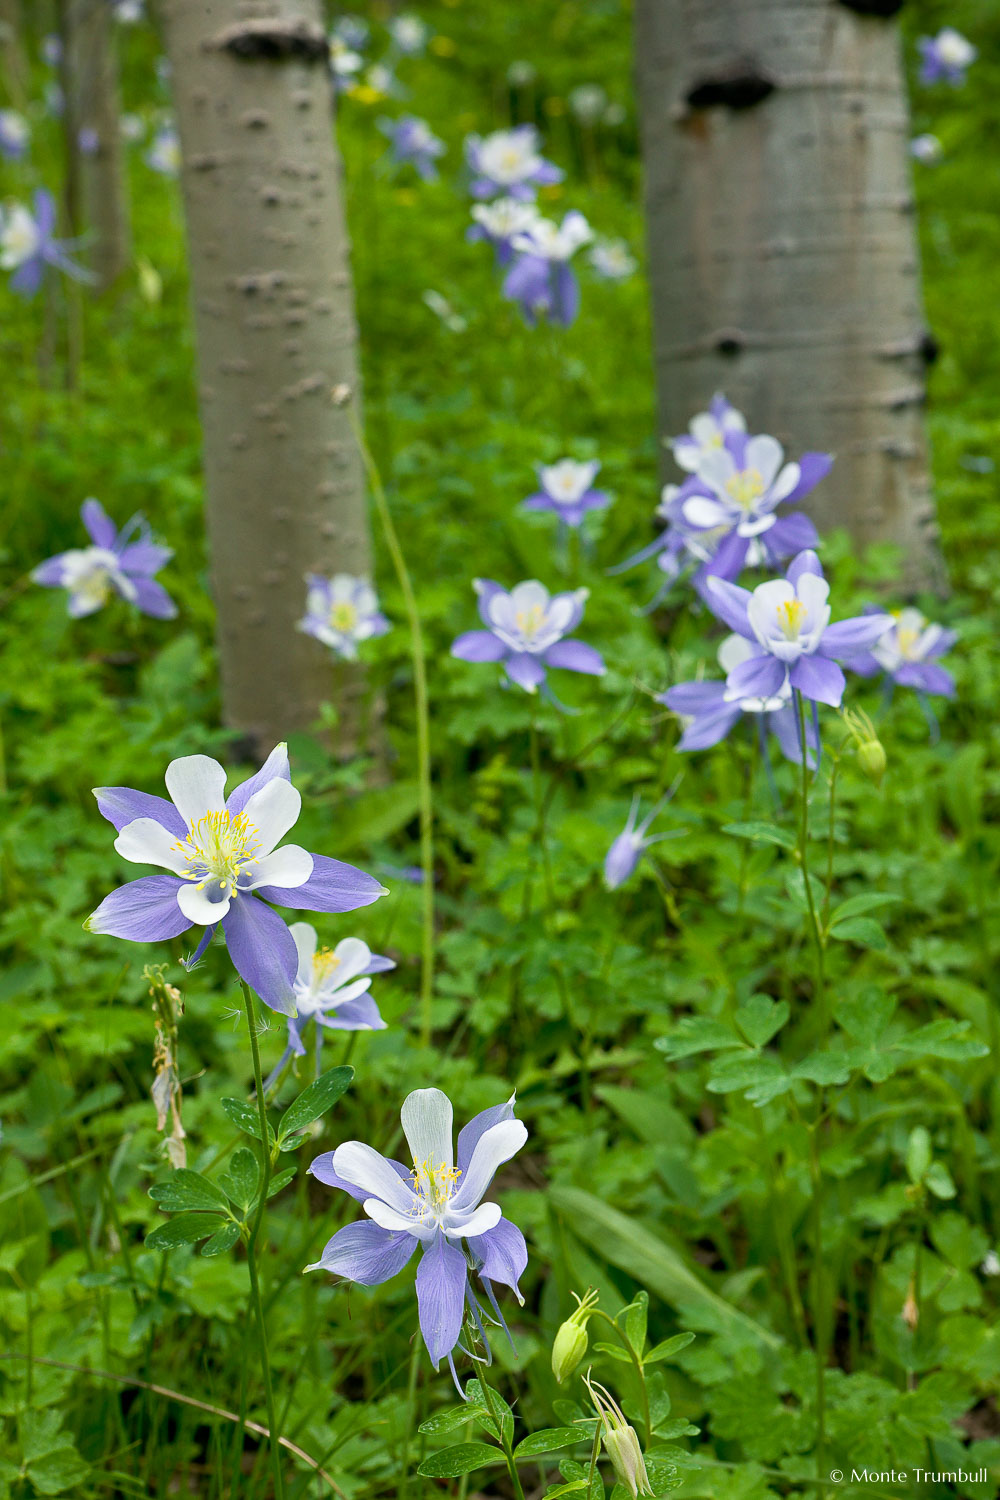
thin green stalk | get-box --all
[477,1373,526,1500]
[795,692,827,1029]
[590,1309,651,1443]
[397,1333,422,1499]
[240,980,286,1500]
[348,402,435,1047]
[821,753,840,930]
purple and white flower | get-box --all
[588,239,636,281]
[910,133,943,165]
[111,0,144,21]
[670,393,747,474]
[307,1087,528,1373]
[1,189,89,297]
[0,109,29,160]
[388,14,429,56]
[918,28,976,86]
[379,114,445,180]
[666,431,828,583]
[706,550,892,709]
[465,125,562,200]
[660,634,819,766]
[146,123,180,176]
[85,744,387,1015]
[467,198,541,267]
[523,459,611,528]
[332,14,369,51]
[503,210,592,327]
[451,578,604,696]
[264,924,392,1087]
[604,788,679,889]
[32,498,177,619]
[843,607,957,698]
[329,38,364,91]
[298,574,390,660]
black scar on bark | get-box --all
[715,332,744,357]
[213,21,329,63]
[837,0,906,17]
[919,331,940,366]
[686,72,775,111]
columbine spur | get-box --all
[86,744,386,1014]
[307,1087,528,1376]
[32,498,177,619]
[451,578,604,697]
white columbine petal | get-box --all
[165,754,228,828]
[364,1197,430,1239]
[333,1141,423,1217]
[449,1119,528,1213]
[329,937,374,987]
[241,777,302,857]
[176,881,233,926]
[290,921,318,984]
[745,433,784,491]
[246,844,312,891]
[446,1201,503,1238]
[114,816,189,874]
[401,1088,454,1174]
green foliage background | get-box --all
[1,1,999,1496]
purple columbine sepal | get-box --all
[451,578,604,699]
[379,114,446,180]
[604,786,679,889]
[705,550,893,709]
[503,211,592,328]
[86,744,387,1015]
[307,1087,528,1375]
[32,498,177,619]
[1,188,90,296]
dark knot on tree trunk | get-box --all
[837,0,906,17]
[919,330,940,366]
[686,70,775,112]
[211,20,329,63]
[714,329,745,357]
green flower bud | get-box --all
[551,1287,599,1384]
[841,707,887,787]
[584,1370,654,1499]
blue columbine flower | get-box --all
[503,211,592,327]
[918,28,976,86]
[467,198,542,267]
[32,498,177,619]
[588,239,637,281]
[379,114,446,180]
[604,787,679,889]
[670,393,747,473]
[451,578,605,697]
[661,634,819,766]
[0,109,29,160]
[842,607,957,698]
[85,744,387,1015]
[146,123,180,176]
[1,189,89,296]
[705,551,893,709]
[298,573,390,660]
[523,459,611,529]
[465,125,562,200]
[307,1087,528,1378]
[263,924,392,1088]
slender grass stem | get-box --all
[347,402,435,1047]
[240,980,285,1500]
[477,1372,526,1500]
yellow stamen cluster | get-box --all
[311,947,342,982]
[515,604,546,639]
[896,626,921,660]
[776,598,806,640]
[725,467,765,509]
[329,600,359,633]
[173,809,260,891]
[411,1158,462,1210]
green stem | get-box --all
[821,754,840,931]
[477,1373,526,1500]
[590,1308,651,1443]
[795,692,827,1030]
[349,404,435,1047]
[240,980,285,1500]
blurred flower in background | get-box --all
[918,27,976,86]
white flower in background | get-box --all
[389,14,429,55]
[910,134,942,165]
[569,83,607,125]
[589,239,637,280]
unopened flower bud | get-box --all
[552,1287,599,1383]
[583,1369,653,1498]
[856,736,887,787]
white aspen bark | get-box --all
[60,0,131,291]
[161,0,374,755]
[635,0,943,587]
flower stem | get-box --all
[348,404,435,1047]
[794,692,826,1029]
[240,980,285,1500]
[478,1373,526,1500]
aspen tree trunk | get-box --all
[635,0,943,587]
[59,0,131,291]
[161,0,374,756]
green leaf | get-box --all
[906,1127,932,1184]
[836,987,895,1046]
[828,892,900,925]
[623,1290,648,1355]
[220,1096,275,1144]
[644,1331,696,1365]
[467,1379,514,1446]
[549,1187,781,1350]
[545,1484,589,1497]
[793,1051,854,1087]
[828,916,888,950]
[266,1166,297,1199]
[652,1418,700,1439]
[592,1341,632,1363]
[419,1405,487,1436]
[277,1066,353,1143]
[784,867,824,914]
[416,1442,504,1478]
[515,1428,590,1459]
[146,1213,222,1250]
[706,1053,789,1103]
[925,1161,957,1200]
[722,820,796,851]
[148,1169,229,1214]
[895,1020,990,1062]
[734,994,789,1048]
[26,1450,90,1496]
[200,1221,241,1257]
[653,1017,742,1061]
[219,1147,259,1211]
